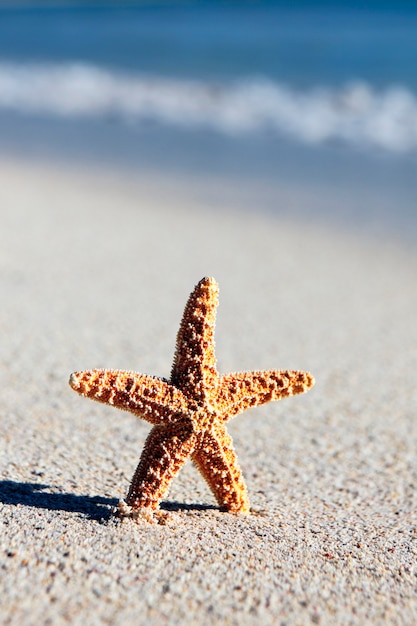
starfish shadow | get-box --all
[0,480,118,521]
[160,501,219,512]
[0,480,220,519]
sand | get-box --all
[0,157,416,625]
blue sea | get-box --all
[0,1,416,240]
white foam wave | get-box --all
[1,61,417,152]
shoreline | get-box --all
[1,147,416,249]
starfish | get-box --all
[69,277,314,514]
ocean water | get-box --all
[0,2,416,239]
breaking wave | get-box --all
[1,61,417,152]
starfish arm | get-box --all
[170,277,219,403]
[217,370,315,421]
[126,421,197,509]
[69,369,188,425]
[191,423,250,513]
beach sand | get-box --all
[0,157,416,625]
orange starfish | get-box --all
[69,277,314,514]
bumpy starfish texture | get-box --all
[69,277,314,514]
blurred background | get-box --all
[0,0,416,242]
